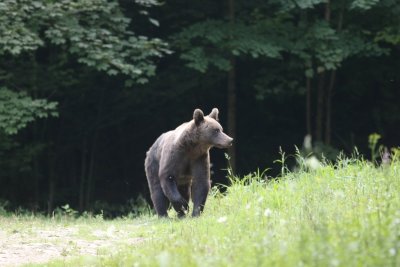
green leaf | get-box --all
[305,69,314,78]
[0,87,58,135]
[149,18,160,27]
[0,0,168,83]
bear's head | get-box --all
[193,108,233,149]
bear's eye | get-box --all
[214,128,220,133]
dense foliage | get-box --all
[0,0,399,213]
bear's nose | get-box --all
[228,138,233,146]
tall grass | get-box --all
[31,156,400,266]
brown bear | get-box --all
[145,108,233,217]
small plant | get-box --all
[391,147,400,163]
[273,146,289,177]
[53,204,78,218]
[224,153,234,178]
[224,153,241,185]
[125,195,153,218]
[0,199,10,216]
[368,133,382,163]
[294,145,323,172]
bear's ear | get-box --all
[193,109,204,126]
[209,108,219,121]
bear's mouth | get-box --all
[215,142,233,149]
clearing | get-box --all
[0,217,146,266]
[0,158,399,266]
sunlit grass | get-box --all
[5,157,400,267]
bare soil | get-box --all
[0,225,144,266]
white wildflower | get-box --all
[305,156,322,170]
[92,230,105,237]
[157,251,171,267]
[330,259,340,267]
[107,225,116,237]
[389,248,396,256]
[264,208,272,217]
[217,216,227,223]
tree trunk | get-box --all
[84,85,105,210]
[118,126,129,185]
[315,73,325,141]
[47,173,55,216]
[324,5,344,145]
[30,53,40,212]
[227,57,237,172]
[313,0,333,142]
[306,76,312,136]
[79,138,87,212]
[227,0,237,172]
[324,1,343,145]
[324,71,336,144]
[47,149,56,216]
[33,157,40,212]
[85,132,98,211]
[45,133,58,216]
[325,0,331,21]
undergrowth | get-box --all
[24,154,400,267]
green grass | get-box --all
[2,157,400,267]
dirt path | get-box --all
[0,225,144,266]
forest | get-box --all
[0,0,399,216]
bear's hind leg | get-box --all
[151,185,169,217]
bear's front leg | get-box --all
[177,184,191,218]
[160,174,188,215]
[192,180,210,217]
[191,157,211,217]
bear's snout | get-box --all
[224,136,233,147]
[216,134,233,148]
[226,137,233,147]
[228,138,233,146]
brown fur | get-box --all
[144,108,233,217]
